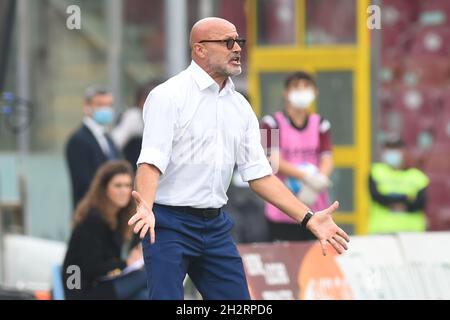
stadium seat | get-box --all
[442,88,450,111]
[305,0,356,44]
[381,49,406,87]
[433,115,450,146]
[423,144,450,174]
[383,0,419,28]
[381,0,419,48]
[3,234,66,292]
[379,85,395,113]
[426,207,450,231]
[418,0,450,27]
[51,264,65,300]
[382,26,414,52]
[382,86,440,147]
[259,0,296,45]
[411,26,450,58]
[394,85,439,114]
[426,174,450,230]
[404,146,428,169]
[378,111,399,139]
[401,57,450,86]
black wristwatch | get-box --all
[300,210,314,229]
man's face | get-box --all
[284,79,318,110]
[285,79,317,98]
[85,94,113,116]
[382,146,405,169]
[203,29,243,78]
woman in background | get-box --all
[63,160,147,300]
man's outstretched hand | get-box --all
[306,201,350,256]
[128,190,155,243]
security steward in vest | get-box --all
[369,136,429,233]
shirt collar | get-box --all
[83,116,106,136]
[188,60,235,93]
[222,76,235,94]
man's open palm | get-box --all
[128,191,156,243]
[307,201,350,256]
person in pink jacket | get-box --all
[261,71,334,241]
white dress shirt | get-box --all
[83,116,111,157]
[137,61,273,208]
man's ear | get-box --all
[314,87,319,98]
[194,43,207,59]
[283,89,289,101]
[83,103,92,116]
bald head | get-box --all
[189,17,242,88]
[190,17,236,48]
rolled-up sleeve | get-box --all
[136,87,177,174]
[237,112,273,182]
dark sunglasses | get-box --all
[198,38,246,50]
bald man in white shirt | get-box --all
[128,17,350,300]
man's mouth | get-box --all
[230,56,241,65]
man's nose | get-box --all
[232,41,242,52]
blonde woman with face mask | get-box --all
[261,71,334,242]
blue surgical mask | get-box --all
[382,150,403,168]
[92,106,114,125]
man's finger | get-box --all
[128,213,140,226]
[328,238,343,255]
[133,219,145,234]
[327,201,339,214]
[320,240,328,256]
[149,225,155,244]
[132,190,142,205]
[337,228,350,242]
[333,234,348,251]
[140,224,149,239]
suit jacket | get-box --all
[62,208,126,300]
[65,124,121,208]
[123,136,142,172]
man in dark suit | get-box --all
[66,85,121,209]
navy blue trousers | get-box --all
[141,203,250,300]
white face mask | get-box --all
[288,89,316,109]
[382,150,403,168]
